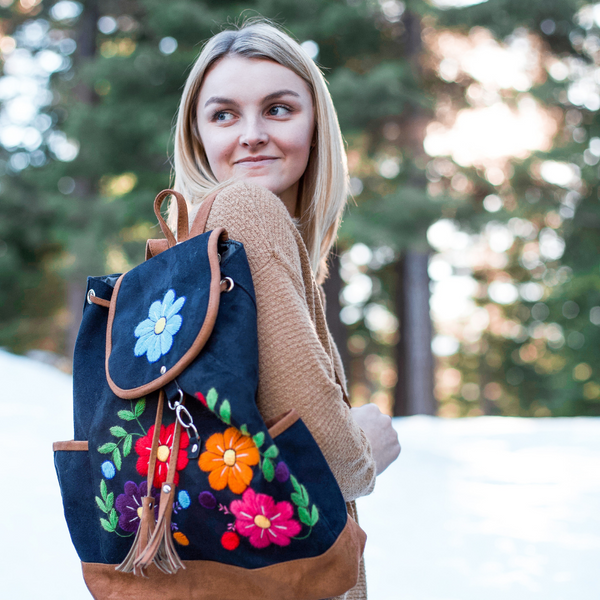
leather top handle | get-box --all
[153,189,189,248]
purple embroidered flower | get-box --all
[199,491,216,509]
[275,461,290,483]
[115,481,159,533]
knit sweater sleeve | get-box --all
[204,182,377,502]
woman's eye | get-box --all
[268,105,291,117]
[214,111,234,122]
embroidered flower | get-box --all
[178,490,191,509]
[115,481,159,533]
[135,423,190,489]
[230,488,301,548]
[199,491,217,509]
[134,289,186,363]
[275,461,290,483]
[221,531,240,550]
[173,531,190,546]
[199,427,260,494]
[101,460,116,479]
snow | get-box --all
[1,349,599,599]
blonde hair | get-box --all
[169,19,348,283]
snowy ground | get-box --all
[1,349,598,600]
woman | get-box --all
[168,20,401,599]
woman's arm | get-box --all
[205,182,377,502]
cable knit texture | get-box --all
[203,181,376,600]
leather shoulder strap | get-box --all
[189,189,221,238]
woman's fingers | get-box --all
[351,404,401,475]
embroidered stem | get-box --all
[292,526,314,541]
[131,398,147,435]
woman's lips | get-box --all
[235,156,279,164]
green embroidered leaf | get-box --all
[290,492,307,507]
[134,398,146,417]
[117,410,136,421]
[100,518,115,533]
[100,479,108,501]
[240,424,250,436]
[98,442,117,454]
[106,492,114,512]
[300,485,309,506]
[95,496,107,513]
[206,388,218,411]
[298,507,312,527]
[123,434,133,457]
[113,447,122,471]
[290,475,302,494]
[262,458,275,482]
[110,426,128,438]
[109,508,119,529]
[309,505,319,526]
[219,400,231,424]
[263,445,279,459]
[252,432,265,448]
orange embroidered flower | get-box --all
[199,427,260,494]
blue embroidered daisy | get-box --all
[134,289,186,363]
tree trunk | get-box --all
[322,251,349,375]
[394,251,435,416]
[65,0,98,360]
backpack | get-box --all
[53,188,366,600]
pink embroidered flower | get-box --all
[230,488,301,548]
[135,423,189,489]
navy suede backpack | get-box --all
[53,188,366,600]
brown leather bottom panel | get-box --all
[82,516,366,600]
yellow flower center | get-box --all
[223,449,236,467]
[254,515,271,529]
[154,317,167,334]
[157,445,170,462]
[137,506,143,519]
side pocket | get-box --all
[54,441,102,563]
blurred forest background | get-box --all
[1,0,600,419]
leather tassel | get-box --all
[116,390,166,575]
[134,483,185,574]
[115,496,157,575]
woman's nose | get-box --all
[239,117,269,148]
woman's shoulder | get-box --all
[205,181,302,274]
[212,181,293,229]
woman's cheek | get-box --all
[206,142,234,181]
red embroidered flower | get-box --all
[135,423,189,489]
[230,488,301,548]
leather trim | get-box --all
[145,239,169,261]
[189,189,220,237]
[53,440,89,451]
[82,515,366,600]
[90,295,110,308]
[266,409,301,439]
[105,227,228,399]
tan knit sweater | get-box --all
[203,181,377,600]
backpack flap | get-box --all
[105,227,227,399]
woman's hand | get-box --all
[351,404,401,476]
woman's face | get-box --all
[196,56,315,216]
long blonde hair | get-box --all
[169,19,348,283]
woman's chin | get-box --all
[235,173,284,196]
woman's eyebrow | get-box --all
[203,89,301,109]
[262,89,301,102]
[204,96,239,108]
